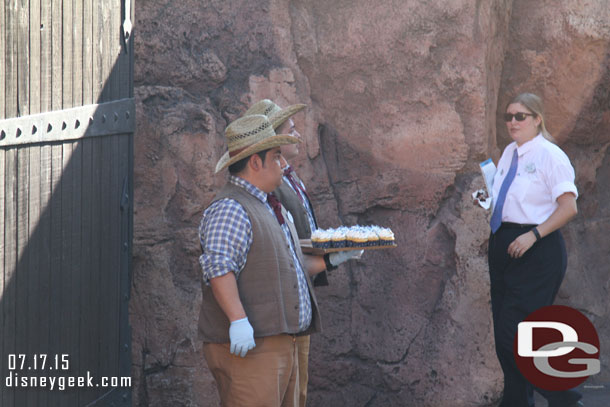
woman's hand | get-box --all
[507,192,578,259]
[507,230,537,258]
[472,189,490,208]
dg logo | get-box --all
[513,305,601,391]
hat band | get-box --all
[229,146,249,158]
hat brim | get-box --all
[215,134,300,173]
[269,104,306,130]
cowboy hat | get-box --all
[244,99,306,130]
[215,114,300,173]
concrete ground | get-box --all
[533,383,609,406]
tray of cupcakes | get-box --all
[300,225,396,255]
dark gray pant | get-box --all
[488,224,581,407]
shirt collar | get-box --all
[515,133,544,157]
[229,175,268,204]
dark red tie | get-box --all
[266,193,285,225]
[283,166,310,205]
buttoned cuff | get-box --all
[552,181,578,202]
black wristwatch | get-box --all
[323,253,337,271]
[532,227,541,242]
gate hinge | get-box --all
[0,98,135,147]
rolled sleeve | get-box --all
[551,181,578,202]
[199,199,252,284]
[546,153,579,202]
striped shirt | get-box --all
[199,175,312,331]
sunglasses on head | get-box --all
[504,112,535,122]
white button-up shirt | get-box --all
[491,134,578,225]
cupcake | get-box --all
[331,228,347,248]
[377,227,395,246]
[364,227,380,247]
[348,228,367,248]
[311,229,331,248]
[345,228,357,247]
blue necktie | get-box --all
[490,149,519,233]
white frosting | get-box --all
[316,225,393,239]
[377,228,394,239]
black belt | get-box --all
[501,222,537,229]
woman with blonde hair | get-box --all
[487,93,582,406]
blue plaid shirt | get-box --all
[199,175,312,332]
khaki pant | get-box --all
[203,334,299,407]
[296,335,310,407]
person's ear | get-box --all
[249,154,260,171]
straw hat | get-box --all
[215,114,300,173]
[244,99,306,130]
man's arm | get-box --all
[302,251,365,276]
[200,197,255,357]
[303,254,326,277]
[209,272,247,322]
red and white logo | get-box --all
[514,305,600,391]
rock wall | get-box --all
[132,0,610,405]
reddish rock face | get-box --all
[133,0,610,406]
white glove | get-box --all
[229,317,255,357]
[329,250,364,267]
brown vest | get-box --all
[275,180,312,239]
[198,182,321,343]
[274,178,329,287]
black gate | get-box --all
[0,0,134,405]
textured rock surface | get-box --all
[132,0,610,405]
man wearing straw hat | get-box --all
[198,114,358,406]
[243,99,347,407]
[243,100,331,284]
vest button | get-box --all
[294,305,298,310]
[293,284,297,289]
